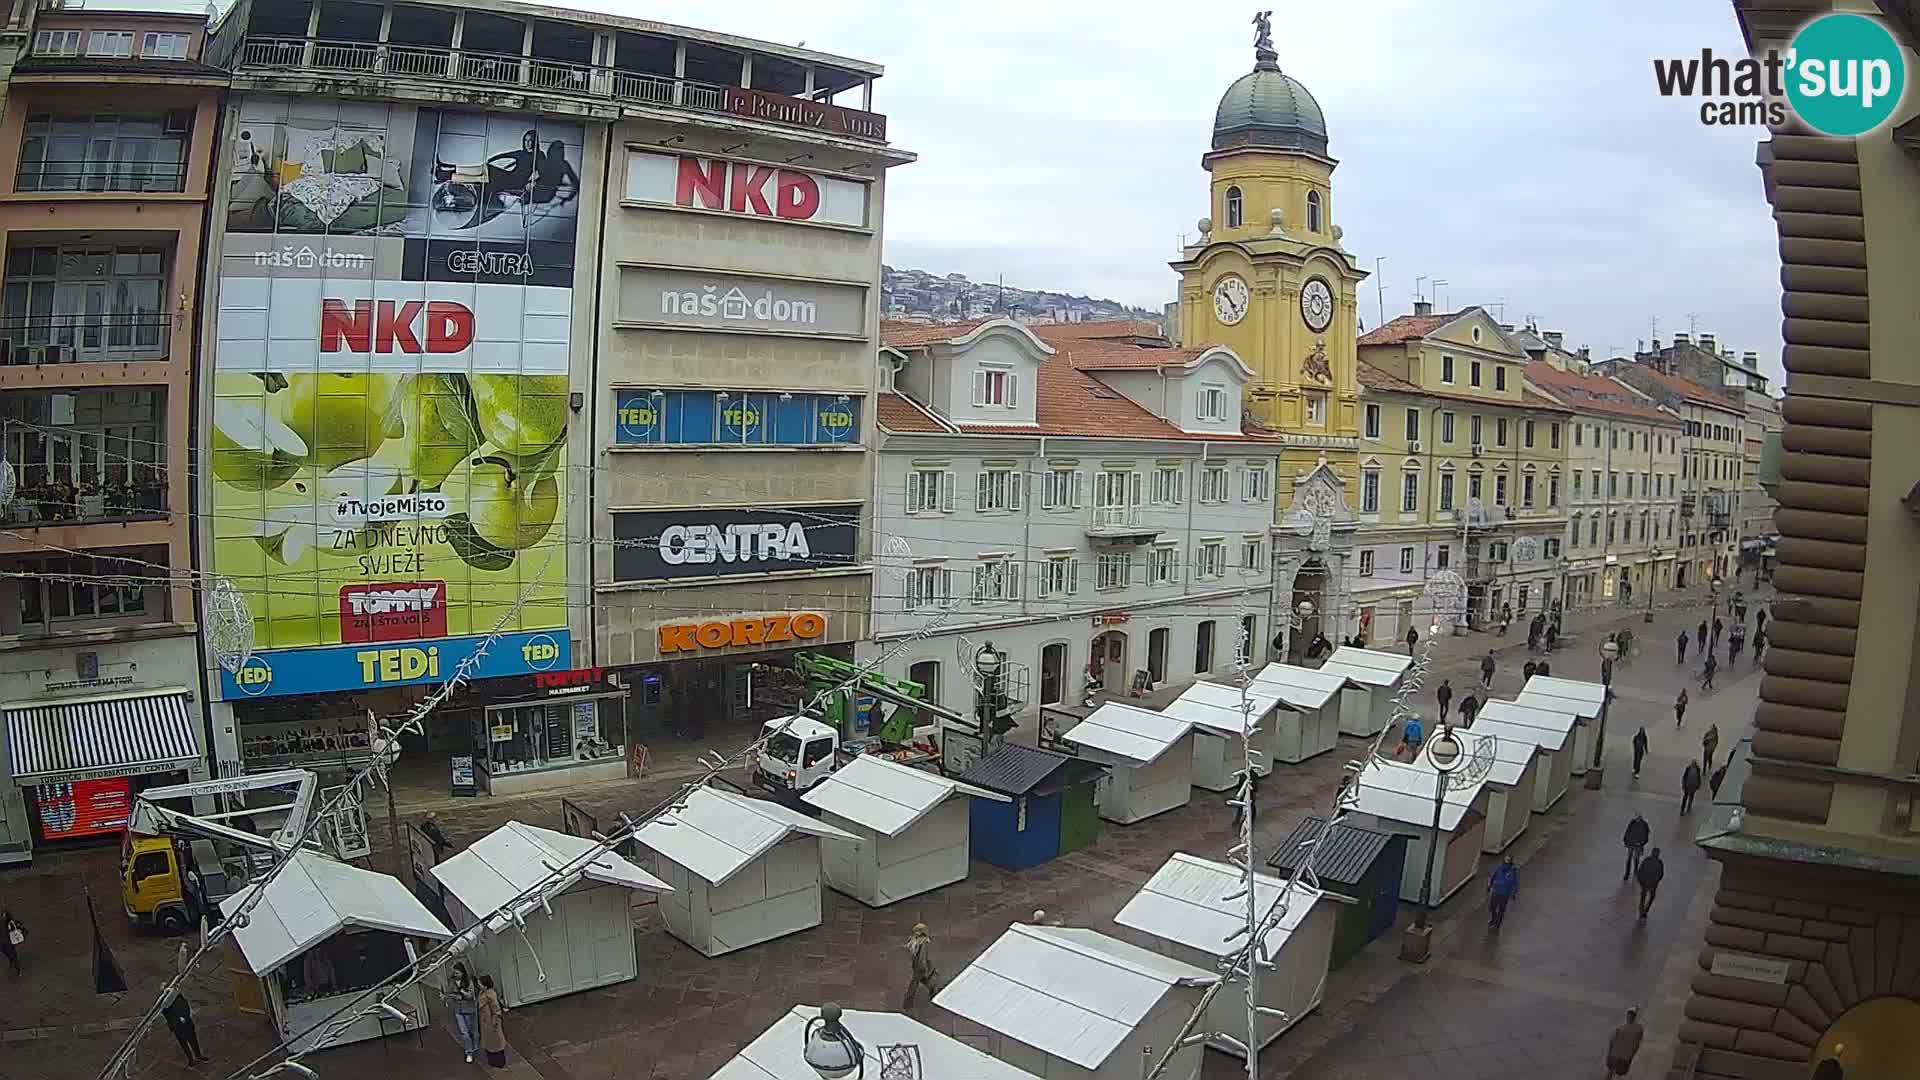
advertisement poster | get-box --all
[610,504,860,582]
[212,97,580,698]
[32,777,133,840]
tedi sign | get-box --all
[612,503,859,582]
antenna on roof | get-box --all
[1431,279,1449,310]
[1685,312,1700,337]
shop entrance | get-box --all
[1089,630,1129,694]
[621,644,855,764]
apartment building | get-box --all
[861,318,1278,743]
[195,0,906,803]
[1354,305,1570,632]
[0,5,222,864]
[1598,360,1745,587]
[1665,3,1920,1075]
[1738,386,1782,566]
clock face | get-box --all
[1213,276,1250,326]
[1300,277,1335,333]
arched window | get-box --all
[1306,190,1323,232]
[1225,186,1243,228]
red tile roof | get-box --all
[1356,312,1459,346]
[1356,363,1418,393]
[1636,367,1741,410]
[1028,319,1168,342]
[879,319,992,347]
[875,392,952,434]
[1522,362,1679,424]
[1050,338,1205,371]
[1357,363,1574,414]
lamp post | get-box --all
[804,1004,865,1080]
[1644,547,1660,624]
[1583,638,1620,789]
[974,643,1004,749]
[1402,720,1463,963]
[1296,598,1315,659]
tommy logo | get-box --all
[338,581,448,643]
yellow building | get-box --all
[1353,305,1571,635]
[1170,15,1371,647]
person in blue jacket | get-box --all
[1487,855,1520,930]
[1398,714,1425,759]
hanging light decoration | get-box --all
[0,456,15,512]
[206,575,255,674]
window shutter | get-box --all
[972,369,987,407]
[905,472,920,512]
[1174,469,1185,506]
[1237,466,1249,500]
[1069,558,1080,594]
[1129,471,1143,506]
[940,470,955,512]
[1073,471,1085,509]
[972,564,987,603]
[1007,563,1023,599]
[1006,372,1019,408]
[1008,471,1023,510]
[976,471,990,511]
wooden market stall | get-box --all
[711,1005,1043,1080]
[1267,815,1406,970]
[633,786,855,957]
[935,923,1212,1080]
[1114,852,1333,1055]
[1473,700,1579,811]
[801,755,1008,907]
[1316,647,1413,737]
[956,743,1106,870]
[429,821,671,1007]
[1157,681,1285,791]
[220,850,451,1054]
[1518,675,1605,776]
[1417,730,1538,854]
[1343,757,1490,906]
[1250,662,1350,761]
[1060,702,1195,825]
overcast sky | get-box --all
[573,1,1778,380]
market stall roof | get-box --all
[1417,729,1532,789]
[1250,662,1351,710]
[1318,647,1413,687]
[1345,757,1486,832]
[221,850,451,976]
[1060,702,1194,766]
[1115,852,1323,958]
[1160,681,1287,737]
[1266,814,1398,894]
[1518,675,1606,719]
[935,923,1213,1071]
[634,787,856,887]
[711,1005,1042,1080]
[431,821,669,918]
[800,754,1008,836]
[955,742,1105,798]
[1475,700,1578,750]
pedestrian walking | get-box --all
[1676,630,1689,665]
[1681,761,1702,814]
[1,909,23,975]
[444,962,481,1063]
[902,923,940,1008]
[1728,634,1744,665]
[1487,855,1519,929]
[1527,626,1540,653]
[1545,623,1559,652]
[1753,628,1767,666]
[1712,616,1724,644]
[1696,620,1708,654]
[1500,602,1513,635]
[1480,651,1496,688]
[1458,694,1480,727]
[1436,678,1453,720]
[1755,606,1767,634]
[1397,714,1425,759]
[1523,659,1538,683]
[1702,724,1720,772]
[1631,726,1649,778]
[1635,848,1666,919]
[478,973,508,1068]
[1535,660,1551,677]
[162,991,210,1065]
[1674,689,1688,727]
[1702,652,1717,691]
[421,812,453,860]
[1405,625,1419,654]
[1605,1008,1645,1077]
[1622,813,1650,881]
[1710,763,1728,800]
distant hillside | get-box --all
[882,265,1160,326]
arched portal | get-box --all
[1809,996,1920,1078]
[1286,559,1328,663]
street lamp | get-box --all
[1584,638,1620,789]
[1411,725,1465,935]
[974,643,1004,746]
[1644,547,1661,624]
[804,1004,865,1080]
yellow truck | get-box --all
[120,769,323,934]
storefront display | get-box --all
[30,777,133,840]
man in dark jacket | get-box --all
[1404,625,1419,654]
[1674,689,1689,727]
[1435,678,1453,720]
[1487,856,1519,929]
[1480,651,1496,688]
[1635,848,1666,919]
[1710,763,1728,800]
[1458,694,1480,727]
[1681,762,1702,814]
[1622,813,1651,881]
[1606,1008,1645,1076]
[1631,726,1649,778]
[1522,659,1538,683]
[163,992,210,1065]
[1676,630,1689,665]
[1696,620,1708,654]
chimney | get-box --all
[1413,300,1433,317]
[1699,333,1715,352]
[1544,331,1564,350]
[1651,337,1662,351]
[1578,346,1591,362]
[1742,350,1759,366]
[1675,332,1690,346]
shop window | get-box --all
[1195,622,1215,673]
[280,931,410,1006]
[908,660,941,705]
[482,698,619,777]
[1039,644,1065,706]
[1148,627,1169,685]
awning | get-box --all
[5,688,200,784]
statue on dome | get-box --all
[1252,10,1279,68]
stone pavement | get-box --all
[0,586,1758,1080]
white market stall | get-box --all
[429,821,671,1007]
[1250,662,1351,761]
[935,923,1212,1080]
[712,1005,1044,1080]
[221,850,451,1054]
[1518,676,1606,776]
[801,755,1008,907]
[1114,852,1333,1055]
[1417,730,1537,854]
[1316,647,1413,737]
[1060,702,1195,824]
[1472,700,1579,811]
[633,786,856,957]
[1344,758,1490,906]
[1158,682,1284,791]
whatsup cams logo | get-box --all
[1654,12,1907,136]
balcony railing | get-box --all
[3,480,168,527]
[14,159,188,195]
[0,313,172,365]
[235,36,888,142]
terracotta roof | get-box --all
[880,319,992,347]
[1050,337,1205,371]
[1356,363,1418,393]
[1636,367,1742,411]
[1356,312,1459,346]
[875,392,952,434]
[1357,363,1573,414]
[1522,363,1679,424]
[1028,319,1167,343]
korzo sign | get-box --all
[611,504,859,582]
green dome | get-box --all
[1212,64,1328,156]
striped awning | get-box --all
[5,688,200,784]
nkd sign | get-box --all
[618,267,866,338]
[624,151,869,229]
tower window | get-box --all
[1225,186,1243,228]
[1306,191,1322,232]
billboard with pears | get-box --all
[210,97,581,699]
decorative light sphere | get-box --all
[1197,216,1213,234]
[1600,639,1620,661]
[1429,730,1465,772]
[1296,599,1315,619]
[974,643,1002,676]
[803,1005,863,1080]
